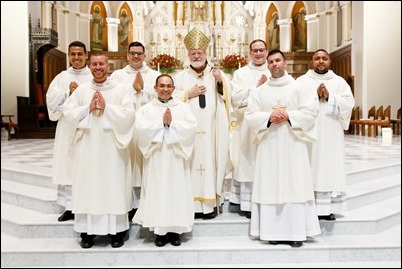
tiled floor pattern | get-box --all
[1,134,401,268]
[1,134,400,171]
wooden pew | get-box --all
[390,107,401,135]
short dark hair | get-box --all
[313,49,330,58]
[268,49,286,60]
[128,41,145,53]
[69,41,87,53]
[155,74,174,87]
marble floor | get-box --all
[1,134,400,171]
[1,134,401,268]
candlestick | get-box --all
[157,62,160,73]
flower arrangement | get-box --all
[149,54,179,73]
[219,54,248,74]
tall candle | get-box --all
[238,61,241,69]
[157,63,160,73]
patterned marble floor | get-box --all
[1,134,400,171]
[1,134,400,268]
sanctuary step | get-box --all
[1,136,401,267]
[1,225,400,267]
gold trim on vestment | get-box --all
[194,197,217,202]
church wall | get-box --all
[365,2,401,118]
[1,1,401,122]
[353,1,401,118]
[1,2,30,118]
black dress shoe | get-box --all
[128,208,137,222]
[318,213,336,221]
[167,232,181,246]
[58,210,74,222]
[228,202,240,213]
[110,236,124,248]
[203,212,216,219]
[80,233,95,249]
[155,235,167,247]
[80,239,93,248]
[194,212,204,219]
[327,213,336,220]
[245,211,251,219]
[269,241,279,245]
[289,241,303,248]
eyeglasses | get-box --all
[251,48,266,53]
[128,51,144,56]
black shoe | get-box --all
[128,208,137,222]
[327,213,336,220]
[228,202,240,213]
[167,232,181,246]
[110,235,124,248]
[155,235,167,247]
[269,241,279,245]
[245,211,251,219]
[80,239,93,248]
[80,233,95,249]
[58,210,74,222]
[203,212,216,219]
[318,213,336,221]
[194,212,204,219]
[289,241,303,247]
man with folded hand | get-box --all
[134,74,197,247]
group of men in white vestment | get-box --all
[46,27,354,249]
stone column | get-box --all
[325,11,332,52]
[177,1,183,26]
[106,18,119,52]
[42,1,53,28]
[341,1,352,44]
[306,14,319,52]
[278,19,292,52]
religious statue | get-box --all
[293,7,307,51]
[91,6,104,44]
[118,9,131,49]
[268,12,280,50]
[192,1,206,22]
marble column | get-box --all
[306,14,319,52]
[42,1,53,28]
[341,1,352,44]
[106,18,119,52]
[277,19,292,52]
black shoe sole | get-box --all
[58,211,74,222]
[289,241,303,247]
[318,213,336,221]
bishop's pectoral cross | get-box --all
[272,100,287,111]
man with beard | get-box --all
[296,49,355,221]
[63,53,135,248]
[173,28,231,219]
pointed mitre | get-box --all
[183,28,210,51]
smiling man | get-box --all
[133,74,197,247]
[63,52,135,249]
[110,41,161,222]
[46,41,93,223]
